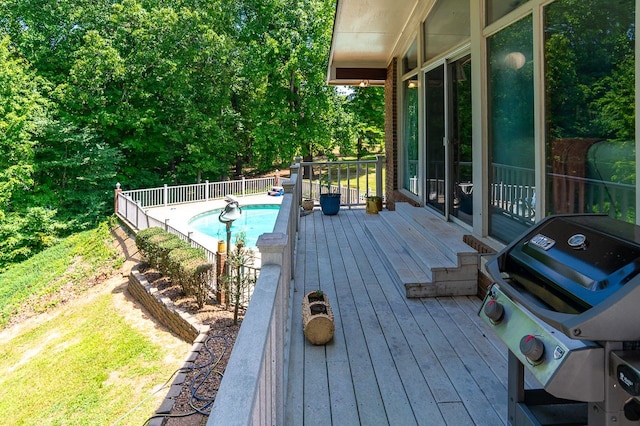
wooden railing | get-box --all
[548,172,635,221]
[207,163,301,426]
[491,163,635,223]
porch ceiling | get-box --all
[327,0,419,86]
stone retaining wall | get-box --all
[128,264,206,343]
[128,264,211,425]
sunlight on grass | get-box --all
[0,221,123,328]
[0,293,182,425]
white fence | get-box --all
[120,177,275,209]
[115,177,275,306]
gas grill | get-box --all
[479,214,640,425]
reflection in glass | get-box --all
[425,66,445,213]
[423,0,470,62]
[486,0,528,25]
[544,0,635,223]
[451,55,473,225]
[488,15,534,243]
[403,39,418,73]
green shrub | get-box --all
[166,247,207,295]
[135,228,212,307]
[156,237,188,275]
[181,259,214,308]
[135,227,165,264]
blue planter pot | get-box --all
[319,193,341,215]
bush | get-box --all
[167,247,207,295]
[181,259,213,308]
[136,228,213,308]
[135,227,165,264]
[156,236,189,275]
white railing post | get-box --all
[163,184,168,207]
[290,162,301,207]
[205,180,209,201]
[114,182,122,214]
[242,176,246,197]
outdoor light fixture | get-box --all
[224,194,240,204]
[219,198,242,277]
[219,200,241,223]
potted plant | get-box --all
[365,195,383,214]
[319,175,341,215]
[301,198,314,211]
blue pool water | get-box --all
[189,204,280,248]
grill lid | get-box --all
[488,214,640,341]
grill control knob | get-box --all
[520,335,544,364]
[484,300,504,323]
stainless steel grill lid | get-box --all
[487,214,640,341]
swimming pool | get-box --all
[189,204,281,249]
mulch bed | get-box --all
[140,266,244,426]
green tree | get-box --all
[233,0,342,171]
[0,35,49,213]
[343,86,385,158]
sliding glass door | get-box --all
[424,54,473,225]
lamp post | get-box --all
[218,197,242,278]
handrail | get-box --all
[207,164,301,425]
[298,155,385,206]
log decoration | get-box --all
[302,290,335,345]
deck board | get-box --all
[285,208,508,425]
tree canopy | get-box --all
[0,0,385,269]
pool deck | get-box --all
[145,193,283,252]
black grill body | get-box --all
[480,214,640,425]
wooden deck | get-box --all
[285,207,510,425]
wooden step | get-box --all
[394,203,477,266]
[363,216,432,294]
[364,204,478,298]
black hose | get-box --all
[141,333,230,425]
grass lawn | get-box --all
[0,291,187,424]
[0,221,190,424]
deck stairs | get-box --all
[363,202,478,298]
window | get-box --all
[403,39,418,74]
[487,15,535,243]
[486,0,529,24]
[544,0,636,222]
